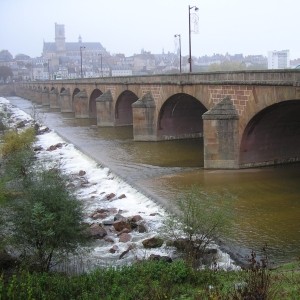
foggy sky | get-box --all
[1,0,299,59]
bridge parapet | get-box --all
[29,70,299,87]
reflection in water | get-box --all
[9,97,300,264]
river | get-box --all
[8,96,300,265]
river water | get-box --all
[8,97,300,265]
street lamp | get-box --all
[99,53,103,77]
[80,46,86,78]
[188,5,199,72]
[174,34,182,73]
[47,59,51,80]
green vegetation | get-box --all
[0,259,299,299]
[163,186,233,268]
[0,123,89,272]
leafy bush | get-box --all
[7,168,89,272]
[163,186,234,268]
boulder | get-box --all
[109,245,119,253]
[149,254,172,263]
[106,193,116,200]
[142,237,164,248]
[119,233,132,243]
[113,219,131,232]
[89,224,107,239]
[78,170,86,176]
[130,215,143,223]
[137,222,148,233]
[118,194,126,199]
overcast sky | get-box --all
[1,0,299,59]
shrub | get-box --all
[7,168,89,272]
[163,186,234,268]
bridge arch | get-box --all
[89,88,102,118]
[60,87,66,93]
[240,100,300,166]
[158,93,207,140]
[115,90,138,126]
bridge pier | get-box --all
[96,90,114,126]
[49,88,59,109]
[74,90,89,118]
[132,92,157,141]
[202,96,240,169]
[60,89,72,112]
[41,89,50,106]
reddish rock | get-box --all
[106,193,116,200]
[89,224,107,239]
[79,170,86,176]
[91,212,108,220]
[119,233,132,243]
[130,215,143,223]
[109,245,119,253]
[113,219,131,232]
[117,228,131,236]
[47,143,64,151]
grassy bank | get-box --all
[1,259,300,299]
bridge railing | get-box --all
[21,69,300,87]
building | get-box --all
[42,23,107,77]
[268,50,290,69]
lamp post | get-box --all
[174,34,182,73]
[188,5,198,72]
[99,53,103,77]
[80,46,85,78]
[47,59,51,80]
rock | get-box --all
[78,170,86,176]
[47,143,64,151]
[91,212,108,220]
[89,224,107,239]
[119,244,134,259]
[119,233,132,243]
[104,236,115,243]
[114,213,125,221]
[137,222,148,233]
[102,219,114,226]
[149,254,172,263]
[109,245,119,253]
[117,228,131,236]
[37,126,50,135]
[33,145,43,152]
[118,194,126,199]
[106,193,116,200]
[130,215,143,223]
[142,237,164,248]
[113,219,131,232]
[173,238,194,251]
[16,120,26,128]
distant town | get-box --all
[1,23,300,83]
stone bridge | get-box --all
[15,70,300,169]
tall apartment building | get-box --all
[268,50,290,69]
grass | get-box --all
[0,259,299,299]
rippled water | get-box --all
[9,97,300,265]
